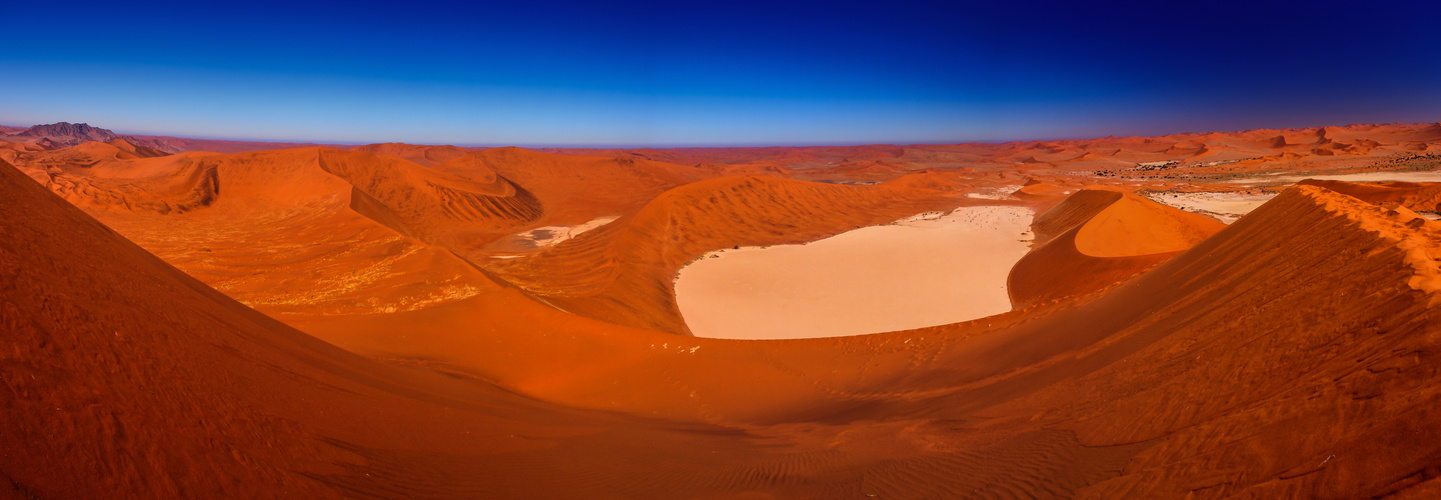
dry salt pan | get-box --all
[676,206,1034,340]
[1146,192,1277,224]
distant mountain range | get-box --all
[3,122,345,154]
[6,122,184,153]
[11,122,119,142]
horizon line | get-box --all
[5,119,1439,151]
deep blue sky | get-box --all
[3,0,1439,146]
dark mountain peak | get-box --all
[7,122,178,154]
[13,122,120,142]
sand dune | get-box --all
[19,148,501,316]
[1298,179,1441,213]
[319,149,545,242]
[0,160,610,497]
[1009,187,1224,307]
[6,120,1441,498]
[9,157,1441,497]
[350,142,472,167]
[482,173,980,334]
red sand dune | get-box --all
[320,148,545,241]
[6,120,1441,498]
[1011,177,1079,200]
[694,160,795,178]
[9,119,1441,180]
[1009,187,1225,308]
[119,134,349,154]
[1299,179,1441,213]
[9,156,1441,497]
[350,142,473,167]
[482,173,978,334]
[12,148,500,316]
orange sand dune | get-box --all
[8,118,1441,498]
[119,133,348,154]
[7,139,170,172]
[0,160,621,497]
[482,173,979,334]
[350,142,472,167]
[1011,177,1080,201]
[8,152,1441,497]
[319,149,542,240]
[13,148,502,316]
[12,119,1441,181]
[1298,179,1441,213]
[58,138,171,161]
[1009,187,1225,307]
[6,145,722,318]
[450,147,714,230]
[824,158,911,177]
[694,160,794,178]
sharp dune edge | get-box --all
[1009,187,1226,308]
[4,121,1441,498]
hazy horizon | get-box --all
[11,117,1440,151]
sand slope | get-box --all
[1009,187,1225,308]
[8,160,1441,498]
[7,134,1441,498]
[350,142,472,167]
[1299,179,1441,213]
[0,159,621,498]
[483,173,979,334]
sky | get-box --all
[3,0,1440,147]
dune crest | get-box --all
[1298,178,1441,213]
[1009,187,1225,307]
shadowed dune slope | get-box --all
[6,154,1441,498]
[318,149,544,242]
[482,174,975,334]
[454,147,713,224]
[1038,187,1441,498]
[0,159,629,498]
[1029,187,1126,244]
[1009,187,1225,308]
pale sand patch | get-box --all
[1226,170,1441,184]
[512,215,620,248]
[1146,191,1277,224]
[965,185,1023,200]
[675,206,1034,340]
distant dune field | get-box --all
[5,121,1441,498]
